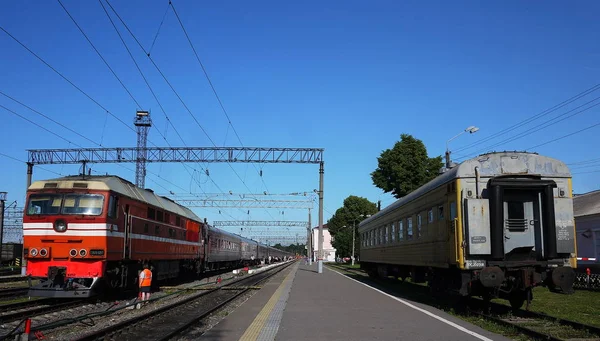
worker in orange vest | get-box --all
[139,264,152,301]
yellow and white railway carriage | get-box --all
[359,151,576,308]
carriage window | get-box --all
[417,214,423,238]
[391,222,396,242]
[155,226,160,235]
[108,195,118,219]
[385,225,389,244]
[176,216,181,227]
[507,202,525,220]
[450,202,457,220]
[147,207,156,220]
[407,218,413,240]
[428,209,434,223]
[438,205,444,220]
[144,224,149,233]
[398,220,404,240]
[62,194,104,215]
[27,194,62,215]
[156,210,164,222]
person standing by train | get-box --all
[139,264,152,301]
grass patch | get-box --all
[492,287,600,328]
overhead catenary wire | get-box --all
[0,103,79,146]
[104,0,276,220]
[58,0,237,219]
[0,90,101,147]
[57,0,142,110]
[0,26,136,136]
[0,152,64,177]
[97,0,245,219]
[169,0,272,195]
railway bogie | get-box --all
[359,151,577,309]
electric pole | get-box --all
[0,192,6,258]
[134,110,151,188]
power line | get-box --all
[0,103,78,146]
[452,83,600,154]
[455,97,600,161]
[525,120,600,150]
[169,0,272,195]
[57,0,142,109]
[0,90,101,146]
[0,26,135,134]
[104,0,276,220]
[148,1,170,56]
[567,157,600,166]
[0,152,63,176]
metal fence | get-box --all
[574,272,600,291]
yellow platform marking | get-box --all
[238,266,296,341]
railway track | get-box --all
[0,276,27,284]
[0,298,86,324]
[73,262,293,341]
[0,287,28,299]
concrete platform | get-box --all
[202,262,512,341]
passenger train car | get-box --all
[23,175,291,298]
[358,151,576,309]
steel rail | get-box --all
[74,262,294,341]
[0,288,28,299]
[0,299,88,324]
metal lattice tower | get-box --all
[134,110,152,188]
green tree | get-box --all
[371,133,443,199]
[327,195,378,259]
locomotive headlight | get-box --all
[54,220,67,233]
[30,248,39,257]
[39,248,48,257]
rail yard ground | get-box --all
[328,263,600,341]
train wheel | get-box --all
[508,289,530,310]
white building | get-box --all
[311,224,336,262]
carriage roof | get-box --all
[359,151,571,229]
[28,175,203,223]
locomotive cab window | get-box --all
[62,194,104,215]
[27,194,62,215]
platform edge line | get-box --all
[327,266,495,341]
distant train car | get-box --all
[573,190,600,273]
[23,175,292,298]
[204,225,242,269]
[1,243,23,265]
[359,151,576,309]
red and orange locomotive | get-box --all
[23,175,280,298]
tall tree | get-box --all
[371,134,443,199]
[327,196,378,258]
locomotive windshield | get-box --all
[27,193,104,216]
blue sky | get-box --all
[1,0,600,244]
